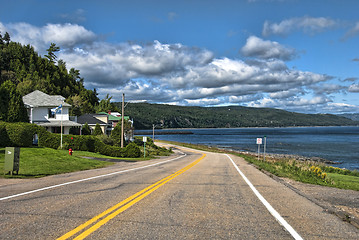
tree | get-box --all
[95,94,119,113]
[92,123,103,136]
[81,122,91,135]
[0,80,28,122]
[3,32,10,45]
[110,120,132,146]
[45,43,60,63]
[110,124,122,146]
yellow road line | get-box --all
[58,153,205,240]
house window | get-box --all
[48,108,55,119]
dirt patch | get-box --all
[278,177,359,228]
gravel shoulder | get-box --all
[258,168,359,229]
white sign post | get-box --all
[143,137,147,158]
[256,138,262,160]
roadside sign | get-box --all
[143,136,147,142]
[256,138,262,145]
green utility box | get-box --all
[4,147,20,175]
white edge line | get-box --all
[0,153,187,201]
[225,154,304,240]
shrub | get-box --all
[92,123,103,136]
[97,134,114,146]
[0,122,38,147]
[38,129,60,149]
[81,123,91,135]
[124,142,141,158]
[0,122,10,147]
[110,124,122,146]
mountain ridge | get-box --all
[118,102,358,129]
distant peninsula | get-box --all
[118,103,359,129]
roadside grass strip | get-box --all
[0,154,187,201]
[57,153,206,240]
[226,154,304,240]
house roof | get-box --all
[77,114,108,125]
[97,112,130,121]
[34,120,82,127]
[23,90,71,108]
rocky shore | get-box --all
[238,151,338,165]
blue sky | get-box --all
[1,0,358,114]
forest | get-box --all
[122,103,358,129]
[0,32,99,122]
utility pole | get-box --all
[121,93,125,148]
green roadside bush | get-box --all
[0,121,149,158]
[0,121,40,147]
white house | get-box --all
[22,90,82,134]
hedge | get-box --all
[0,121,40,147]
[0,121,141,158]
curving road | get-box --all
[0,144,358,239]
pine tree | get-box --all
[45,43,60,63]
[92,123,103,136]
[81,122,91,135]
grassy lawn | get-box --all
[0,147,115,178]
[327,173,359,191]
[158,140,359,191]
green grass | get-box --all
[327,173,359,191]
[1,143,172,179]
[0,147,115,178]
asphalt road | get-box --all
[0,144,358,239]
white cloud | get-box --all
[262,16,337,36]
[342,21,359,40]
[241,36,297,60]
[348,83,359,92]
[3,22,96,53]
[2,21,356,113]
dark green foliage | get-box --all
[37,128,60,149]
[110,124,122,146]
[92,123,103,136]
[122,103,359,129]
[40,132,140,158]
[97,134,114,146]
[0,80,28,122]
[0,34,99,118]
[133,136,172,157]
[95,94,120,113]
[81,123,91,135]
[0,122,10,146]
[0,121,40,147]
[44,43,60,63]
[124,142,141,158]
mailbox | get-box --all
[4,147,20,175]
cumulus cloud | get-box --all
[262,16,337,36]
[311,83,346,95]
[1,21,356,113]
[1,22,96,53]
[241,36,297,60]
[348,83,359,92]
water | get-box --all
[136,126,359,171]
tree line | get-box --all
[122,103,359,129]
[0,32,121,122]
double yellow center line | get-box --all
[58,153,206,240]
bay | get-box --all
[136,126,359,171]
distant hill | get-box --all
[338,113,359,121]
[118,103,359,129]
